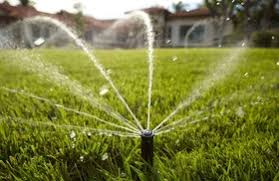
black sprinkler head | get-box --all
[141,130,154,167]
[141,129,154,137]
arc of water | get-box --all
[153,47,246,132]
[1,87,140,134]
[1,116,140,138]
[127,11,154,129]
[130,11,155,130]
[154,111,203,134]
[155,119,203,136]
[7,50,138,131]
[129,12,155,130]
[184,20,207,48]
[25,16,144,131]
[95,11,155,130]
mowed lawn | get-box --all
[0,48,278,180]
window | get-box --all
[179,25,191,40]
[151,17,158,24]
[188,25,205,43]
[166,26,172,39]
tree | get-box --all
[233,0,279,39]
[73,3,85,36]
[204,0,241,46]
[19,0,33,6]
[172,1,189,12]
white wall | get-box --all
[166,17,233,47]
[166,17,207,47]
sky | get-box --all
[2,0,203,19]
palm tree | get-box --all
[172,1,188,12]
[19,0,31,6]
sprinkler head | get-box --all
[141,129,154,137]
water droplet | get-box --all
[107,69,112,75]
[236,107,245,118]
[241,42,246,47]
[257,96,262,101]
[99,86,109,96]
[261,76,265,80]
[244,72,249,77]
[272,36,275,40]
[102,153,109,161]
[70,131,76,139]
[79,156,84,162]
[226,17,230,21]
[172,56,178,61]
[72,143,75,149]
[120,172,126,177]
[218,44,222,48]
[34,37,45,46]
[276,61,279,66]
[87,132,92,137]
[166,39,171,44]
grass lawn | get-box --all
[0,48,278,180]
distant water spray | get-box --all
[24,16,144,131]
[153,46,247,132]
[6,50,138,132]
[0,28,16,48]
[184,20,207,47]
[127,11,155,130]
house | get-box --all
[0,2,114,48]
[137,7,233,47]
[0,2,233,48]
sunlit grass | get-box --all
[0,48,278,180]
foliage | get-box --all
[73,3,85,36]
[204,0,241,46]
[251,31,279,47]
[172,1,189,12]
[74,12,85,36]
[205,0,279,42]
[0,49,278,180]
[230,0,279,39]
[19,0,34,6]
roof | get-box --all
[0,2,114,31]
[0,1,42,18]
[141,7,170,14]
[167,8,210,20]
[126,7,210,20]
[126,7,170,15]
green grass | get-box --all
[0,48,278,180]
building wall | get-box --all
[165,17,233,47]
[149,12,167,47]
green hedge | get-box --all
[251,31,279,47]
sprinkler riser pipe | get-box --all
[141,130,154,166]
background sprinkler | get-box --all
[141,130,154,166]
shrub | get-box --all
[251,31,279,47]
[223,32,245,46]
